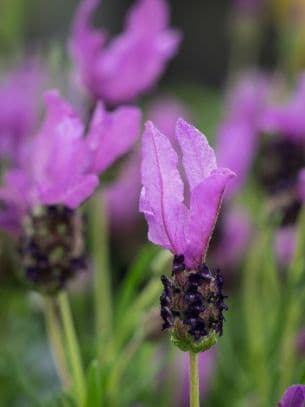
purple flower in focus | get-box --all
[140,118,235,269]
[140,119,235,349]
[278,385,305,406]
[70,0,181,105]
[0,62,45,165]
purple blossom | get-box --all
[0,90,141,236]
[70,0,181,105]
[278,385,305,406]
[140,118,235,269]
[0,61,45,165]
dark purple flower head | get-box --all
[278,385,305,406]
[140,118,236,270]
[0,61,45,166]
[69,0,181,104]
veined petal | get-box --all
[140,121,187,254]
[87,103,141,173]
[184,168,236,268]
[176,118,217,191]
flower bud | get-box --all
[160,255,227,353]
[19,205,86,295]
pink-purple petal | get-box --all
[87,103,141,173]
[184,168,236,268]
[176,118,217,192]
[140,121,187,254]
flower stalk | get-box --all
[189,351,200,407]
[58,291,86,407]
[44,296,71,390]
[90,195,113,361]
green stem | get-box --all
[189,352,199,407]
[44,296,71,390]
[278,207,305,394]
[90,194,113,360]
[58,292,86,407]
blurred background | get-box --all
[1,0,305,406]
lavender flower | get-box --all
[140,119,235,351]
[70,0,181,105]
[278,385,305,406]
[0,90,141,293]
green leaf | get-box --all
[85,360,103,407]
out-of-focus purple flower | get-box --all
[0,91,141,236]
[216,73,269,195]
[0,91,99,235]
[261,74,305,141]
[0,62,45,165]
[70,0,181,105]
[178,348,215,405]
[212,207,252,269]
[278,385,305,406]
[140,118,235,269]
[274,226,296,267]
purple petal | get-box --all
[184,168,236,268]
[278,385,305,407]
[39,174,99,209]
[32,90,98,207]
[94,29,181,104]
[69,0,107,94]
[139,121,187,254]
[69,0,181,104]
[87,103,141,173]
[126,0,170,34]
[176,118,217,192]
